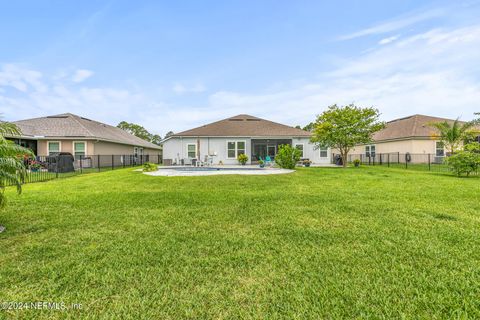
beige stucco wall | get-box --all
[37,139,161,156]
[349,138,441,155]
[37,139,95,156]
[93,141,161,155]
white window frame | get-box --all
[365,145,376,157]
[48,141,61,156]
[186,143,197,159]
[72,141,87,158]
[226,140,247,159]
[435,141,445,157]
[319,146,328,158]
[294,143,304,158]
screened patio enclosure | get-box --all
[251,139,292,162]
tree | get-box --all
[150,134,162,146]
[295,123,315,131]
[117,121,162,146]
[310,104,385,168]
[164,131,174,139]
[302,122,315,132]
[428,118,478,155]
[0,121,33,232]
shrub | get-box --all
[143,162,158,172]
[353,159,361,167]
[29,161,42,170]
[464,142,480,153]
[275,144,301,169]
[446,151,480,177]
[237,153,248,165]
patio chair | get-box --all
[265,156,272,166]
[183,158,192,166]
[204,155,213,166]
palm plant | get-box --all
[428,118,479,155]
[0,121,33,212]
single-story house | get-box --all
[350,114,480,160]
[8,113,162,157]
[162,114,330,165]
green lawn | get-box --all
[1,167,479,319]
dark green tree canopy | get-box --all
[310,104,385,167]
[117,121,162,146]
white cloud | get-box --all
[72,69,94,83]
[0,64,47,93]
[2,20,480,136]
[339,7,445,40]
[205,24,480,125]
[378,35,400,45]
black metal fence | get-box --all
[10,154,162,185]
[342,153,451,173]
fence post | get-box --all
[428,154,431,171]
[55,155,59,178]
[123,155,126,168]
[80,155,83,174]
[387,153,390,167]
[360,154,363,164]
[398,152,400,164]
[112,155,114,170]
[405,154,408,169]
[98,155,100,172]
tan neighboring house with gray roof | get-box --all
[162,114,331,165]
[8,113,161,158]
[350,114,480,160]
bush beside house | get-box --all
[275,145,301,169]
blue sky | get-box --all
[1,0,480,136]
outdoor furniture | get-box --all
[265,156,272,166]
[204,155,213,166]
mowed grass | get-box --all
[0,167,479,319]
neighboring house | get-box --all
[8,113,162,157]
[350,114,479,160]
[162,114,330,165]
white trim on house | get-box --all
[365,145,376,157]
[435,141,445,157]
[72,141,87,157]
[225,140,246,159]
[186,143,197,158]
[294,143,304,158]
[161,135,310,143]
[47,141,61,155]
[319,146,328,158]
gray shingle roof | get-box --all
[173,114,311,137]
[12,113,161,149]
[373,114,475,141]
